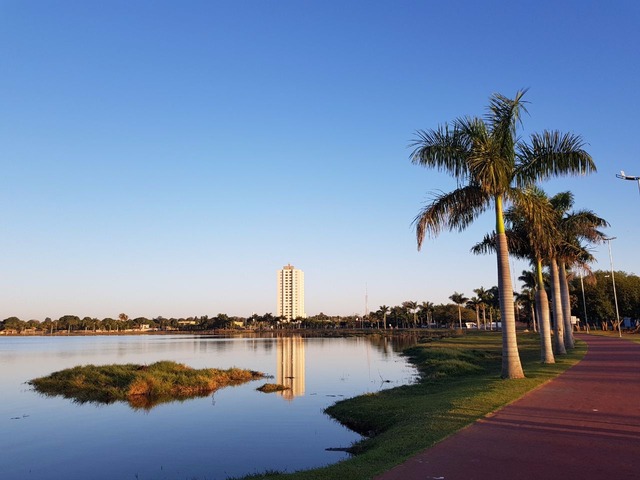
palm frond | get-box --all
[506,187,559,261]
[486,89,529,163]
[413,186,489,250]
[470,232,496,255]
[549,191,574,215]
[561,209,610,243]
[515,130,596,186]
[409,124,471,179]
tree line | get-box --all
[3,268,637,335]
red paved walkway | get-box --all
[376,334,640,480]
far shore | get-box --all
[0,327,450,337]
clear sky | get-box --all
[2,1,639,320]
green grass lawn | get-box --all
[237,330,586,480]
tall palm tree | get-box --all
[411,90,595,378]
[449,292,469,329]
[378,305,390,330]
[472,186,559,363]
[549,191,608,349]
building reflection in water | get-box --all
[276,336,305,401]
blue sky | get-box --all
[2,1,639,320]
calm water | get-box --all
[0,334,417,480]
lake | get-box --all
[0,334,418,480]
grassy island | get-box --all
[256,383,290,393]
[29,361,265,409]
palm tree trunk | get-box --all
[531,304,537,333]
[559,261,575,349]
[550,259,567,355]
[535,259,554,363]
[535,288,555,364]
[495,196,524,378]
[457,305,462,329]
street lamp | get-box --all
[616,170,640,196]
[604,236,622,337]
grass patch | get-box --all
[239,331,586,480]
[29,361,265,410]
[257,383,291,393]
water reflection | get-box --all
[0,334,417,480]
[276,336,305,400]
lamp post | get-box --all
[580,274,589,333]
[604,236,622,337]
[616,170,640,196]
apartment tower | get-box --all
[277,264,305,321]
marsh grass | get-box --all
[29,361,265,410]
[239,331,586,480]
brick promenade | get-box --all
[376,334,640,480]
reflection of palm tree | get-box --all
[411,91,595,378]
[449,292,468,329]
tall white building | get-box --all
[277,264,305,321]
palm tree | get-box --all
[466,297,482,330]
[411,90,595,378]
[549,191,608,349]
[487,286,500,330]
[420,301,435,327]
[515,286,536,331]
[379,305,390,330]
[402,301,419,328]
[474,287,490,329]
[449,292,468,329]
[472,186,560,363]
[518,270,539,332]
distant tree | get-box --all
[449,292,469,329]
[378,305,390,329]
[402,301,418,328]
[58,315,80,333]
[420,301,435,327]
[571,270,640,331]
[465,297,481,329]
[2,316,25,333]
